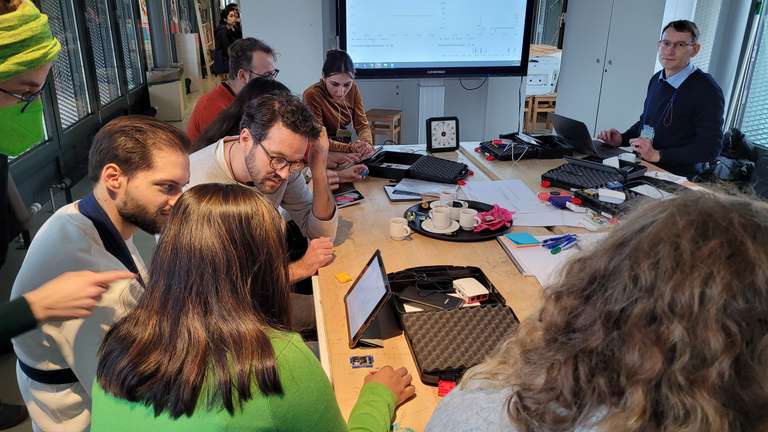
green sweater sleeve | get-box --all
[347,382,397,432]
[268,334,396,432]
[0,297,37,341]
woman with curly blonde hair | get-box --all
[428,190,768,431]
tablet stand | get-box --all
[355,300,402,348]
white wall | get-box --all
[240,0,324,95]
[357,77,522,144]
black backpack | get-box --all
[693,128,757,188]
[721,127,758,161]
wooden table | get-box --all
[314,143,693,430]
[458,141,696,189]
[458,141,565,185]
[313,145,549,431]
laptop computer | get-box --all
[551,113,626,159]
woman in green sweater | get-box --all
[91,183,415,431]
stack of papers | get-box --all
[393,178,459,197]
[462,180,585,228]
[498,232,607,288]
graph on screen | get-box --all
[341,0,532,77]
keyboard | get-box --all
[592,141,624,158]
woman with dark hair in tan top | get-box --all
[303,50,375,159]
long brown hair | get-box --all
[464,191,768,431]
[97,183,291,418]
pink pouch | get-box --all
[473,205,515,232]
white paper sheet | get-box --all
[462,180,542,212]
[512,210,586,228]
[462,180,586,227]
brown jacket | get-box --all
[303,80,372,152]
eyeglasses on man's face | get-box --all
[0,82,47,113]
[248,69,280,79]
[657,40,695,50]
[257,141,305,173]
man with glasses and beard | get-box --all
[187,37,279,143]
[187,93,337,333]
[10,116,190,432]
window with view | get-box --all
[116,0,144,90]
[740,7,768,148]
[84,0,122,106]
[40,0,91,129]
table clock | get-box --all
[426,116,459,153]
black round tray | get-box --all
[403,200,510,242]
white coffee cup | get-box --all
[428,207,452,230]
[429,201,450,211]
[389,217,411,240]
[439,190,456,206]
[447,200,469,220]
[459,208,479,231]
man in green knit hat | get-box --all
[0,1,133,429]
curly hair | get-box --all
[463,190,768,431]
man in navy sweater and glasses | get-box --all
[598,20,724,178]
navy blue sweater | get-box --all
[622,69,724,178]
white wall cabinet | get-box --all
[240,0,324,95]
[556,0,666,135]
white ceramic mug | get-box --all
[459,208,479,231]
[389,217,411,240]
[439,190,456,206]
[428,207,452,230]
[447,200,469,220]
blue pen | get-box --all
[361,167,369,180]
[542,235,569,245]
[542,235,576,248]
[550,237,578,254]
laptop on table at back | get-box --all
[551,113,626,159]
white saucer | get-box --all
[421,219,460,234]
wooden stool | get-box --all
[531,94,557,131]
[366,108,402,145]
[523,96,534,133]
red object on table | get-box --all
[438,380,457,397]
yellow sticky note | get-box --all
[335,272,353,283]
